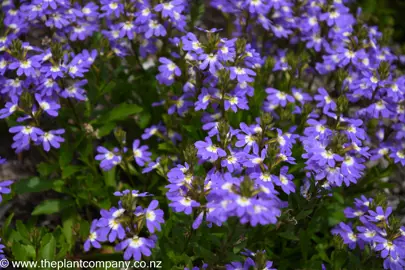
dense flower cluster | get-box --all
[332,196,405,270]
[84,190,164,261]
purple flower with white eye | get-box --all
[158,57,181,77]
[314,88,336,114]
[235,123,258,153]
[142,124,165,140]
[199,53,223,74]
[265,88,295,107]
[156,57,181,85]
[84,220,105,252]
[169,196,200,214]
[10,125,43,147]
[60,80,88,101]
[143,200,164,233]
[115,236,155,261]
[145,20,166,38]
[274,166,295,194]
[70,23,98,41]
[229,67,256,83]
[195,137,226,161]
[41,64,65,79]
[374,237,402,259]
[100,0,123,17]
[45,13,70,29]
[35,94,61,117]
[221,150,241,172]
[331,222,359,249]
[0,180,13,203]
[32,0,62,10]
[181,33,204,54]
[244,148,267,168]
[154,0,184,19]
[97,207,126,243]
[95,146,122,171]
[383,255,405,270]
[225,94,248,112]
[8,56,41,77]
[0,95,19,118]
[367,206,392,223]
[132,139,151,166]
[142,157,161,173]
[195,87,218,111]
[39,129,65,152]
[312,148,343,168]
[390,149,405,166]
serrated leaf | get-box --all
[32,199,75,216]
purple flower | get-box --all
[367,206,392,223]
[331,222,359,249]
[95,146,122,171]
[195,137,226,161]
[116,236,155,261]
[274,166,296,194]
[35,94,61,117]
[84,220,105,252]
[39,129,65,152]
[314,88,337,114]
[199,53,223,74]
[97,207,126,242]
[132,139,151,166]
[145,20,166,39]
[0,180,13,203]
[0,95,19,118]
[169,196,200,215]
[10,125,44,152]
[229,67,256,83]
[144,200,164,233]
[8,56,40,77]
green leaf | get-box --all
[278,231,299,241]
[39,234,56,261]
[103,166,116,188]
[37,162,59,177]
[97,122,116,137]
[12,243,35,261]
[16,220,30,241]
[62,165,81,179]
[59,142,74,167]
[94,103,143,124]
[2,212,14,236]
[296,209,313,220]
[62,208,76,248]
[14,177,55,194]
[32,199,75,216]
